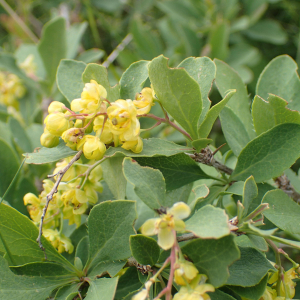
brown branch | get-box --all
[36,150,83,258]
[189,147,233,175]
[275,174,300,203]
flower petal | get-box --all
[141,218,158,236]
[158,227,175,250]
[168,202,191,219]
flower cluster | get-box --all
[42,80,155,158]
[257,268,299,299]
[24,157,103,253]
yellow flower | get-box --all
[40,128,60,148]
[77,135,106,160]
[23,193,43,222]
[94,115,114,144]
[281,268,298,298]
[44,112,72,136]
[43,229,74,254]
[19,54,37,76]
[134,87,154,115]
[71,80,107,115]
[120,135,143,153]
[62,189,89,215]
[107,99,140,138]
[132,281,152,300]
[173,274,215,300]
[48,101,66,114]
[61,127,85,150]
[174,260,199,286]
[141,202,191,250]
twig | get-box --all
[36,151,83,258]
[189,147,233,175]
[139,113,192,141]
[275,174,300,203]
[177,233,198,242]
[102,34,133,68]
[0,0,39,43]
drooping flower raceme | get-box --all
[141,202,191,250]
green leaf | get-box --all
[215,59,255,139]
[66,22,88,59]
[148,55,202,139]
[130,235,160,266]
[262,189,300,234]
[192,139,213,152]
[135,153,211,191]
[198,90,236,138]
[252,94,300,135]
[123,158,165,209]
[186,205,230,239]
[24,139,77,164]
[75,236,89,269]
[245,19,288,45]
[178,57,216,124]
[256,55,300,112]
[164,183,193,207]
[82,63,120,101]
[105,138,193,158]
[87,260,126,279]
[77,49,105,64]
[57,59,86,103]
[0,138,20,196]
[182,235,240,287]
[38,17,67,87]
[231,123,300,182]
[0,256,72,300]
[226,247,276,286]
[0,203,74,269]
[209,289,236,300]
[9,117,32,153]
[220,106,251,156]
[85,277,118,300]
[228,274,268,300]
[209,21,230,60]
[55,283,81,300]
[247,235,268,252]
[87,201,136,272]
[242,176,258,218]
[102,157,127,200]
[120,60,149,99]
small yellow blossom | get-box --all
[40,128,60,148]
[107,99,140,138]
[44,112,72,136]
[48,101,66,114]
[134,87,154,115]
[173,274,215,300]
[23,193,43,223]
[62,127,85,150]
[94,115,114,144]
[132,281,152,300]
[120,135,143,153]
[174,260,199,286]
[19,54,37,76]
[43,229,74,253]
[71,80,107,115]
[62,189,89,215]
[77,135,106,160]
[141,202,191,250]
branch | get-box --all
[189,147,233,175]
[102,34,133,68]
[36,150,83,258]
[275,174,300,203]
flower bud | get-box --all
[121,136,143,153]
[174,260,199,286]
[40,129,60,148]
[48,101,66,114]
[62,127,85,150]
[134,87,155,114]
[44,112,71,136]
[77,135,106,160]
